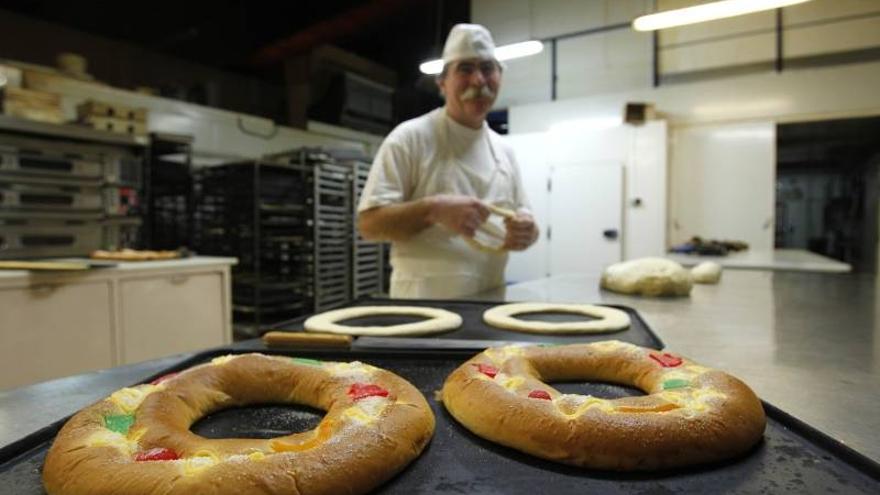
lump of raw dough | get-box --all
[600,257,692,297]
[691,261,722,284]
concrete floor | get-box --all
[476,269,880,463]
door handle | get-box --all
[603,229,619,240]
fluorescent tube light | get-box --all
[419,59,445,75]
[632,0,812,31]
[419,40,544,75]
[495,40,544,61]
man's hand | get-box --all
[428,195,490,238]
[503,212,539,251]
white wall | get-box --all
[659,0,880,76]
[502,56,880,250]
[473,0,654,108]
[669,122,776,249]
[509,60,880,133]
[472,0,880,257]
[505,133,551,282]
[474,0,880,106]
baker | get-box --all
[358,24,539,299]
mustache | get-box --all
[460,85,496,101]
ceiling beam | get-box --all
[251,0,423,66]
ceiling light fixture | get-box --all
[419,40,544,75]
[632,0,812,31]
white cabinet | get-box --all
[0,280,114,389]
[0,257,236,389]
[120,272,226,363]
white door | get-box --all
[669,122,776,250]
[504,133,551,283]
[549,162,623,277]
[625,121,668,260]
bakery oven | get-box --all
[0,132,143,259]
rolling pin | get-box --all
[262,331,352,348]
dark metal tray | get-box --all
[271,297,665,350]
[2,345,878,494]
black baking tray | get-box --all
[2,345,878,494]
[271,297,664,350]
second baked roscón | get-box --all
[442,341,766,470]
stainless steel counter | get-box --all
[0,354,188,450]
[475,270,880,463]
[666,248,852,272]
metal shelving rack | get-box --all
[349,159,385,298]
[272,148,352,313]
[143,132,193,250]
[190,147,383,336]
[191,160,314,336]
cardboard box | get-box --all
[78,100,147,122]
[3,86,60,106]
[80,115,147,136]
[1,86,64,124]
[0,64,22,88]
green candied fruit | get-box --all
[104,414,135,434]
[536,343,563,348]
[662,379,690,390]
[291,357,323,367]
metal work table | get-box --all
[1,270,878,467]
[0,255,238,281]
[666,248,852,272]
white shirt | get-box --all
[359,107,530,298]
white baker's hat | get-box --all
[442,24,499,65]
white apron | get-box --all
[389,113,518,299]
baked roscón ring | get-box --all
[483,302,630,334]
[442,341,766,470]
[304,306,462,336]
[43,353,435,495]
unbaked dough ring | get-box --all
[304,306,463,336]
[467,204,516,253]
[484,302,630,334]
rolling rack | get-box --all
[143,132,193,250]
[191,159,315,336]
[190,147,384,337]
[267,148,352,313]
[346,155,385,298]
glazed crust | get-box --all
[442,341,766,470]
[43,353,435,495]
